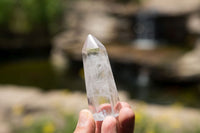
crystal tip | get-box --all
[82,34,105,54]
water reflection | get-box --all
[137,68,150,100]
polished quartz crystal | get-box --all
[82,34,120,121]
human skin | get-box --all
[74,102,135,133]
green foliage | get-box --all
[0,0,65,34]
[13,111,200,133]
[21,0,63,25]
[134,112,169,133]
[61,114,78,133]
[13,114,77,133]
[0,0,15,25]
[134,109,200,133]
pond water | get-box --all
[0,58,85,91]
[0,57,200,108]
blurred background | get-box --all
[0,0,200,132]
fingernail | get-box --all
[77,110,91,127]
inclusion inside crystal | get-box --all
[82,34,120,121]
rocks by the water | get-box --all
[175,40,200,77]
[52,0,200,84]
[142,0,200,14]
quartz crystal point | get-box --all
[82,34,120,121]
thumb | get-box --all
[74,109,95,133]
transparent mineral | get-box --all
[82,34,120,121]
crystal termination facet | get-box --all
[82,34,120,121]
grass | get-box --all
[13,114,77,133]
[134,108,200,133]
[12,110,200,133]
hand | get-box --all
[74,102,135,133]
